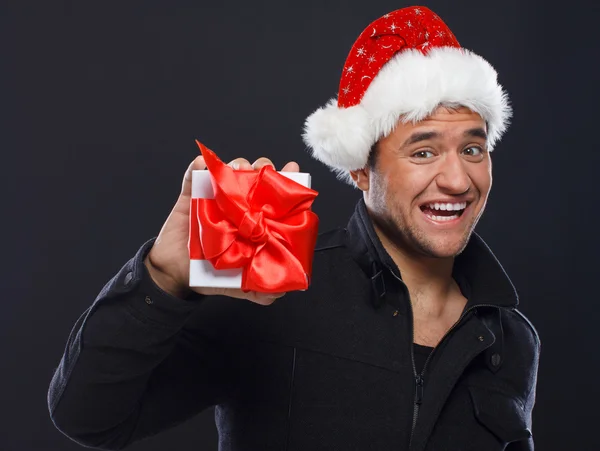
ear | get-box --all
[350,167,370,192]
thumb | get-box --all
[181,155,207,196]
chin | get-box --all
[414,232,473,258]
[420,241,468,258]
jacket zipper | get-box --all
[408,308,474,446]
[388,268,499,449]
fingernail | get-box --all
[232,162,239,170]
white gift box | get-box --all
[189,170,312,289]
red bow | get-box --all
[189,141,319,293]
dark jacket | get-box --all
[48,199,540,451]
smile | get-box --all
[419,201,470,224]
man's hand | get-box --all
[144,155,300,306]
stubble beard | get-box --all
[372,191,482,259]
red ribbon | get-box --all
[189,140,319,293]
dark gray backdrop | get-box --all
[3,1,599,450]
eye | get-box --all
[462,146,485,160]
[412,150,435,159]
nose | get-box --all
[435,153,471,194]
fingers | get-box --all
[252,157,275,170]
[228,158,253,170]
[191,155,207,171]
[181,155,206,195]
[228,157,298,172]
[281,161,300,172]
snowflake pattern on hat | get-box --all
[339,6,460,108]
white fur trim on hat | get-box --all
[302,47,512,184]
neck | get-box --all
[371,220,460,318]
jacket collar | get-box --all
[345,199,519,309]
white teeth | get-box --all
[430,214,459,221]
[425,202,467,211]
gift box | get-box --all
[189,141,318,293]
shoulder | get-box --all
[310,227,367,284]
[500,307,541,404]
[314,227,347,252]
[471,307,541,410]
[311,227,365,279]
[502,307,541,352]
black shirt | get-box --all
[414,343,434,375]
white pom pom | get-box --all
[302,99,374,171]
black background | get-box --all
[3,1,599,450]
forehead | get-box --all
[377,105,488,151]
[411,105,486,129]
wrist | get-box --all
[143,253,190,299]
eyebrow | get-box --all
[464,127,488,140]
[401,127,488,148]
[402,131,440,147]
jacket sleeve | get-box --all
[48,238,233,450]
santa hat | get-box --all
[302,6,511,183]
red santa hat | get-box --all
[302,6,511,183]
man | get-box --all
[48,6,539,451]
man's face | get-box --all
[353,106,492,258]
